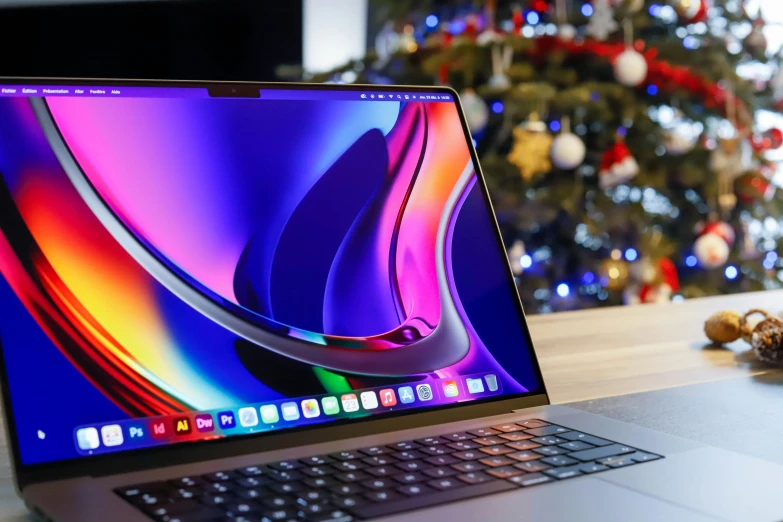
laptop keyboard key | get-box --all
[540,456,578,467]
[516,419,550,429]
[359,446,390,456]
[491,424,524,433]
[332,496,367,509]
[262,496,294,509]
[533,446,567,457]
[363,478,394,490]
[329,451,362,461]
[486,466,524,479]
[508,451,542,462]
[498,432,535,442]
[236,466,264,477]
[387,441,419,451]
[558,432,612,446]
[479,445,514,456]
[363,455,398,466]
[392,450,426,461]
[165,509,225,522]
[456,472,494,485]
[629,452,662,463]
[531,436,566,446]
[301,455,333,466]
[269,461,302,471]
[364,490,401,503]
[468,428,500,437]
[394,460,429,472]
[442,432,474,441]
[513,461,550,473]
[420,446,454,456]
[397,484,433,496]
[366,466,400,477]
[451,461,486,473]
[261,508,297,521]
[334,471,370,483]
[479,456,515,467]
[416,436,449,446]
[543,467,582,480]
[427,478,465,491]
[268,481,302,495]
[579,463,609,474]
[424,455,459,466]
[447,440,480,451]
[473,436,506,446]
[302,466,336,477]
[559,441,595,452]
[508,473,554,487]
[505,440,540,451]
[394,472,426,484]
[524,425,569,437]
[332,460,366,472]
[570,444,636,462]
[598,456,637,468]
[311,509,355,522]
[422,467,458,478]
[451,450,483,461]
[304,476,337,488]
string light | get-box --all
[425,14,439,28]
[625,248,638,262]
[686,256,698,267]
[492,101,504,113]
[556,283,571,297]
[526,11,540,24]
[520,255,533,269]
[550,120,561,132]
[581,4,593,16]
[725,265,739,280]
[647,84,658,96]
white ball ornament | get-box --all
[694,233,730,269]
[551,132,586,170]
[460,89,489,133]
[558,24,577,42]
[613,49,648,87]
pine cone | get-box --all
[704,310,742,344]
[752,318,783,365]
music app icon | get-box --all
[380,388,397,407]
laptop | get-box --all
[0,79,780,522]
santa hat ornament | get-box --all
[599,138,639,189]
[625,257,680,305]
[693,220,735,269]
[674,0,709,24]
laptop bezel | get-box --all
[0,78,550,491]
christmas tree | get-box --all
[298,0,783,313]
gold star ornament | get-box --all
[507,113,553,182]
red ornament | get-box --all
[465,14,478,39]
[512,6,524,33]
[533,0,548,12]
[599,140,639,189]
[769,128,783,149]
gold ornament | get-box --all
[704,310,742,344]
[507,113,553,182]
[599,258,629,291]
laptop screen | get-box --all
[0,83,542,466]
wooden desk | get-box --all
[1,290,782,520]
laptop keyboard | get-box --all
[116,419,662,522]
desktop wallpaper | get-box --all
[0,92,540,465]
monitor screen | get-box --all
[0,83,542,466]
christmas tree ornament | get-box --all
[704,310,743,344]
[550,118,586,170]
[374,21,401,65]
[664,113,699,155]
[398,24,418,54]
[711,85,751,214]
[693,220,734,269]
[558,24,577,42]
[624,257,680,304]
[487,44,514,90]
[512,5,524,34]
[673,0,708,23]
[768,128,783,149]
[507,240,527,276]
[736,172,776,204]
[507,113,554,182]
[460,88,489,133]
[599,138,639,189]
[613,49,648,87]
[745,310,783,365]
[599,258,630,291]
[587,0,619,41]
[745,17,767,55]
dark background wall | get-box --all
[0,0,303,80]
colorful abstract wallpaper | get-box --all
[0,92,540,465]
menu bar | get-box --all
[0,85,454,102]
[73,372,502,457]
